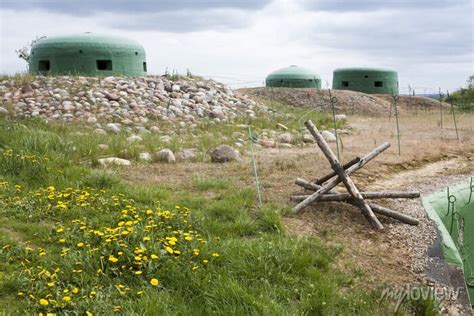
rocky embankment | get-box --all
[0,75,267,133]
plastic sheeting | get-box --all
[423,179,474,303]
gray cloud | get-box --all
[299,4,473,64]
[106,9,251,32]
[300,0,469,12]
[0,0,271,15]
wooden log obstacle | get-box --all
[292,120,420,229]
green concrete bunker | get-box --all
[29,33,147,76]
[332,67,399,94]
[266,65,321,89]
[423,178,474,304]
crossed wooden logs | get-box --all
[291,120,420,229]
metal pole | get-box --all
[328,89,340,160]
[392,92,401,156]
[447,90,460,140]
[248,127,262,206]
[439,88,444,129]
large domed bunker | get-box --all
[332,67,398,95]
[266,65,321,89]
[29,33,147,76]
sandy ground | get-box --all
[122,111,474,313]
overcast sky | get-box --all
[1,0,473,93]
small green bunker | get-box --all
[29,33,147,76]
[266,65,321,89]
[332,67,398,94]
[423,179,474,304]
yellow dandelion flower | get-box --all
[58,239,66,243]
[17,292,24,296]
[86,312,93,316]
[76,242,84,248]
[165,246,173,254]
[56,227,64,233]
[143,236,150,241]
[151,254,158,260]
[212,252,220,257]
[72,288,79,294]
[137,291,144,295]
[150,278,159,286]
[39,298,49,306]
[134,271,143,275]
[108,255,119,263]
[47,282,55,287]
[203,259,209,264]
[185,236,193,241]
[62,296,71,302]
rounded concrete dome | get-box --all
[332,67,398,95]
[29,33,147,76]
[266,65,321,89]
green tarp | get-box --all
[423,179,474,303]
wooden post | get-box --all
[303,120,383,229]
[291,192,421,201]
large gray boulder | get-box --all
[210,145,241,163]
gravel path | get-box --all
[380,172,473,314]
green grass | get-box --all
[0,114,437,314]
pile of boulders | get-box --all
[0,75,268,132]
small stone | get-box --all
[139,152,152,162]
[302,134,315,143]
[210,145,241,163]
[150,126,160,133]
[172,84,180,92]
[259,139,275,148]
[210,108,224,119]
[176,148,198,161]
[106,123,121,134]
[62,101,75,111]
[97,144,109,150]
[98,157,131,167]
[94,128,106,134]
[127,135,143,143]
[159,135,172,143]
[137,127,150,134]
[86,116,98,124]
[278,132,293,144]
[322,130,337,142]
[155,149,176,163]
[104,92,120,101]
